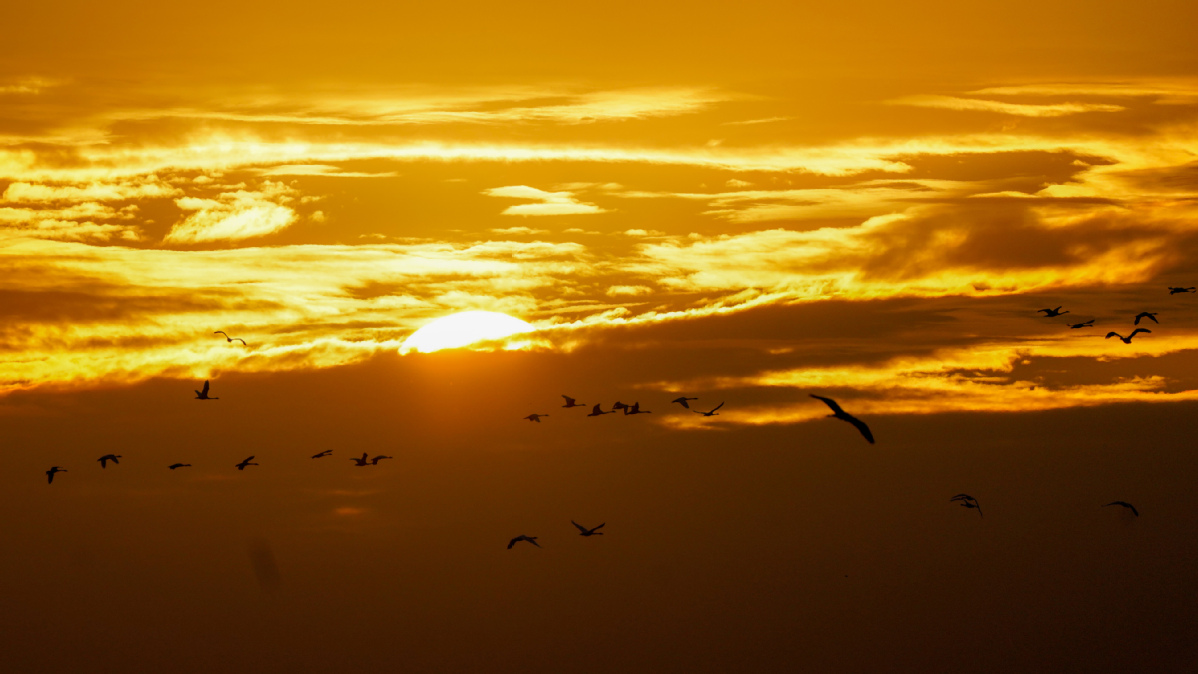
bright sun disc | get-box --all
[400,311,536,354]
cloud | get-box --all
[490,226,549,235]
[164,181,299,244]
[483,185,606,216]
[888,95,1125,117]
[2,180,180,203]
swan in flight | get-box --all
[561,396,585,408]
[1134,312,1158,325]
[624,402,651,415]
[235,456,258,470]
[1105,329,1151,344]
[587,404,613,417]
[97,454,122,468]
[1104,501,1139,517]
[1037,306,1069,317]
[311,449,333,459]
[194,380,218,400]
[46,466,67,484]
[1168,287,1195,295]
[214,331,248,345]
[523,414,549,422]
[672,397,699,409]
[950,494,983,517]
[694,402,725,417]
[507,535,540,549]
[611,402,629,412]
[572,521,605,536]
[168,463,191,470]
[1068,320,1095,329]
[810,394,874,443]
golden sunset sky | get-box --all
[3,1,1198,671]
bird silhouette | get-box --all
[1038,306,1069,317]
[235,456,258,470]
[1168,287,1196,295]
[561,395,585,408]
[214,331,248,345]
[950,494,983,517]
[572,521,605,536]
[97,454,121,468]
[508,535,540,549]
[168,463,191,470]
[624,402,651,415]
[587,404,613,417]
[1106,328,1151,344]
[1104,501,1139,517]
[46,466,67,484]
[810,394,874,443]
[694,401,725,417]
[194,380,218,400]
[611,402,629,412]
[350,452,369,466]
[1134,312,1159,325]
[370,455,392,465]
[524,414,549,422]
[1068,320,1095,329]
[311,449,333,459]
[672,396,699,409]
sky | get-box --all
[3,1,1198,671]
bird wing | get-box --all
[673,397,691,408]
[507,537,519,549]
[1037,309,1050,314]
[572,520,587,533]
[711,401,725,413]
[809,394,844,415]
[562,395,574,405]
[1105,332,1120,339]
[529,538,541,547]
[201,380,210,395]
[1131,328,1151,337]
[593,523,605,531]
[949,494,973,502]
[845,414,875,443]
[47,470,54,483]
[234,338,247,345]
[214,331,226,336]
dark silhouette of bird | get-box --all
[524,414,548,422]
[950,493,983,517]
[168,463,191,470]
[1104,501,1139,517]
[1068,320,1095,329]
[370,455,392,465]
[235,456,258,470]
[672,396,699,409]
[1038,306,1069,317]
[624,402,651,415]
[194,380,218,400]
[572,521,605,536]
[97,454,121,468]
[587,404,613,417]
[350,452,369,466]
[810,394,874,443]
[46,466,67,484]
[1106,328,1151,344]
[694,402,725,417]
[611,401,629,412]
[214,331,248,345]
[1168,287,1195,295]
[311,449,333,459]
[508,535,540,549]
[561,396,585,408]
[1134,312,1158,325]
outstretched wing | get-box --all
[562,395,575,405]
[214,331,227,337]
[673,397,692,409]
[845,414,875,444]
[592,523,605,531]
[1130,328,1152,337]
[507,537,520,549]
[809,394,844,415]
[710,401,725,413]
[1105,332,1120,339]
[201,380,210,395]
[572,520,587,533]
[233,338,247,345]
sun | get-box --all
[400,311,537,354]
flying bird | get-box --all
[1168,287,1196,295]
[311,449,333,459]
[97,454,122,468]
[46,466,67,484]
[672,396,699,409]
[624,402,651,415]
[810,394,874,444]
[507,535,540,549]
[1068,320,1095,329]
[572,521,605,536]
[370,455,392,465]
[524,414,549,422]
[235,456,258,470]
[694,402,725,417]
[350,452,369,466]
[214,331,248,345]
[1105,329,1151,344]
[194,380,218,400]
[611,402,629,412]
[1104,501,1139,517]
[561,396,585,408]
[1134,312,1158,325]
[168,463,191,470]
[950,493,983,517]
[587,404,613,417]
[1037,306,1069,317]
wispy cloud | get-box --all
[483,185,606,216]
[888,95,1125,117]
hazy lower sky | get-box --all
[3,2,1198,672]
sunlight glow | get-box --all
[399,311,536,354]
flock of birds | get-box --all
[43,290,1191,543]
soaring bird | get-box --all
[694,402,725,417]
[561,396,585,408]
[524,414,549,422]
[46,466,67,484]
[672,396,699,409]
[311,449,333,459]
[810,394,874,444]
[350,452,369,466]
[1104,501,1139,517]
[624,402,651,415]
[214,331,248,345]
[1106,328,1151,344]
[235,456,258,470]
[168,463,191,470]
[97,454,122,468]
[507,535,540,549]
[572,521,605,536]
[194,380,218,400]
[950,493,983,517]
[1134,312,1159,325]
[1068,320,1095,329]
[1038,306,1069,317]
[587,404,613,417]
[611,402,629,412]
[370,455,392,465]
[1168,287,1196,295]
